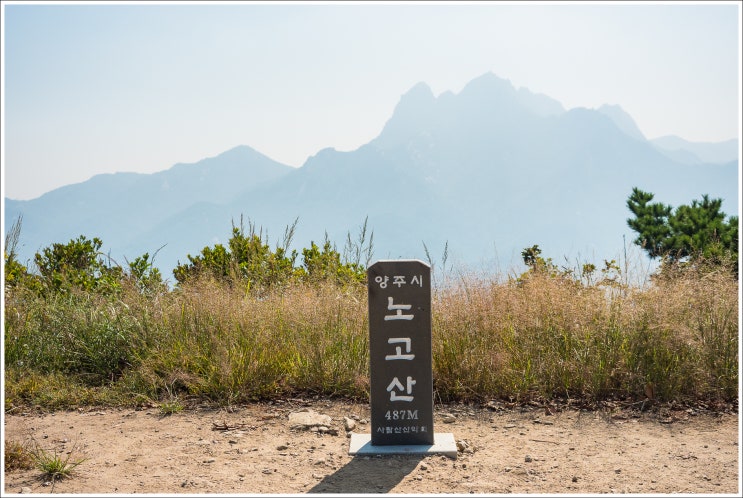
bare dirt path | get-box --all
[3,399,740,495]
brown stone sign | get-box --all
[367,259,434,445]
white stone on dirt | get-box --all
[344,417,357,432]
[442,413,457,423]
[288,410,332,430]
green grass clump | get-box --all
[159,398,184,415]
[29,442,87,481]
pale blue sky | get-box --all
[2,1,741,200]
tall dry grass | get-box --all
[4,262,738,409]
[432,265,738,402]
[125,279,370,402]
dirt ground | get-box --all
[2,398,740,495]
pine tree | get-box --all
[626,187,738,269]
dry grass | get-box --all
[4,440,35,472]
[432,265,738,402]
[4,261,738,408]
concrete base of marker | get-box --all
[348,433,457,459]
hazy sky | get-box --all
[2,1,741,200]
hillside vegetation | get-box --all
[3,211,738,411]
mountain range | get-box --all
[4,72,739,281]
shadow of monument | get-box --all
[308,454,425,493]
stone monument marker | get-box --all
[368,259,434,445]
[349,259,456,458]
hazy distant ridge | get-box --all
[5,72,738,279]
[650,135,739,165]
